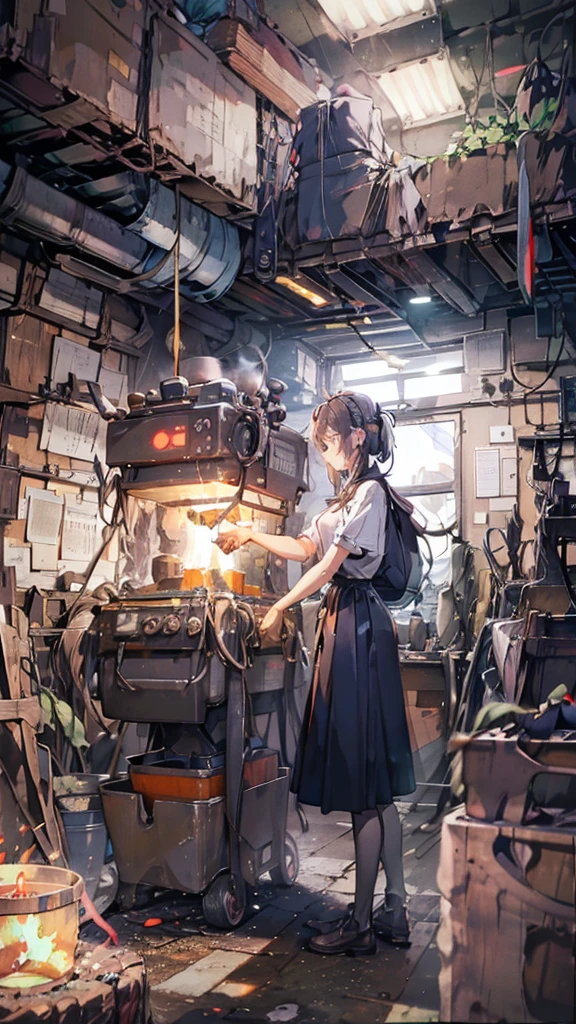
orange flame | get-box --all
[14,872,26,897]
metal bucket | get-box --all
[100,778,227,894]
[54,775,110,902]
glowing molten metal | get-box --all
[0,865,82,990]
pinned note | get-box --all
[40,403,107,464]
[475,447,500,499]
[26,488,64,546]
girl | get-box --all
[216,392,415,956]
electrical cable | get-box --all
[509,325,566,394]
[173,189,181,377]
[487,26,512,116]
[537,9,573,65]
[346,319,405,371]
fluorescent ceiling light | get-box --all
[409,295,432,305]
[275,276,328,307]
[316,0,434,39]
[379,54,464,127]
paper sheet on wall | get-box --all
[40,403,107,464]
[475,447,500,498]
[31,543,59,571]
[61,497,100,561]
[98,367,128,406]
[25,488,64,545]
[5,540,59,589]
[4,540,31,585]
[51,336,100,386]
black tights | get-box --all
[351,803,406,931]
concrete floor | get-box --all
[91,802,442,1024]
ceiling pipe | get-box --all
[0,163,241,304]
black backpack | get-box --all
[372,479,425,608]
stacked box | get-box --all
[438,809,575,1024]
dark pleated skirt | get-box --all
[291,576,415,814]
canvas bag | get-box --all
[287,88,394,245]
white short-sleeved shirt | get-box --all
[299,479,387,579]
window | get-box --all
[404,373,463,400]
[388,421,456,490]
[336,349,464,406]
[387,418,459,626]
[348,379,400,404]
[341,360,398,382]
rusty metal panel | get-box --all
[27,0,145,133]
[149,13,258,210]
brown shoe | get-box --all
[308,916,376,956]
[305,904,354,935]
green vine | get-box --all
[443,110,521,160]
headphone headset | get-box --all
[330,393,395,462]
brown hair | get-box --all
[311,392,392,511]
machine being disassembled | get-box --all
[92,366,309,927]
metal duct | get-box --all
[130,181,241,304]
[0,164,149,273]
[0,164,241,304]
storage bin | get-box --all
[148,12,258,211]
[22,0,145,133]
[100,778,227,894]
[462,730,576,825]
[130,757,225,811]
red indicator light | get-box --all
[152,430,170,450]
[151,426,186,451]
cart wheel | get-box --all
[269,832,299,887]
[202,873,248,929]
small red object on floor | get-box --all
[144,917,163,927]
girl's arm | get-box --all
[260,543,348,632]
[216,526,315,563]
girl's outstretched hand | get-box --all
[259,604,283,641]
[215,526,251,554]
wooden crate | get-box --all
[438,810,575,1023]
[149,13,258,212]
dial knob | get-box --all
[162,614,181,635]
[186,616,203,637]
[142,616,162,635]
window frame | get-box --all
[389,412,462,530]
